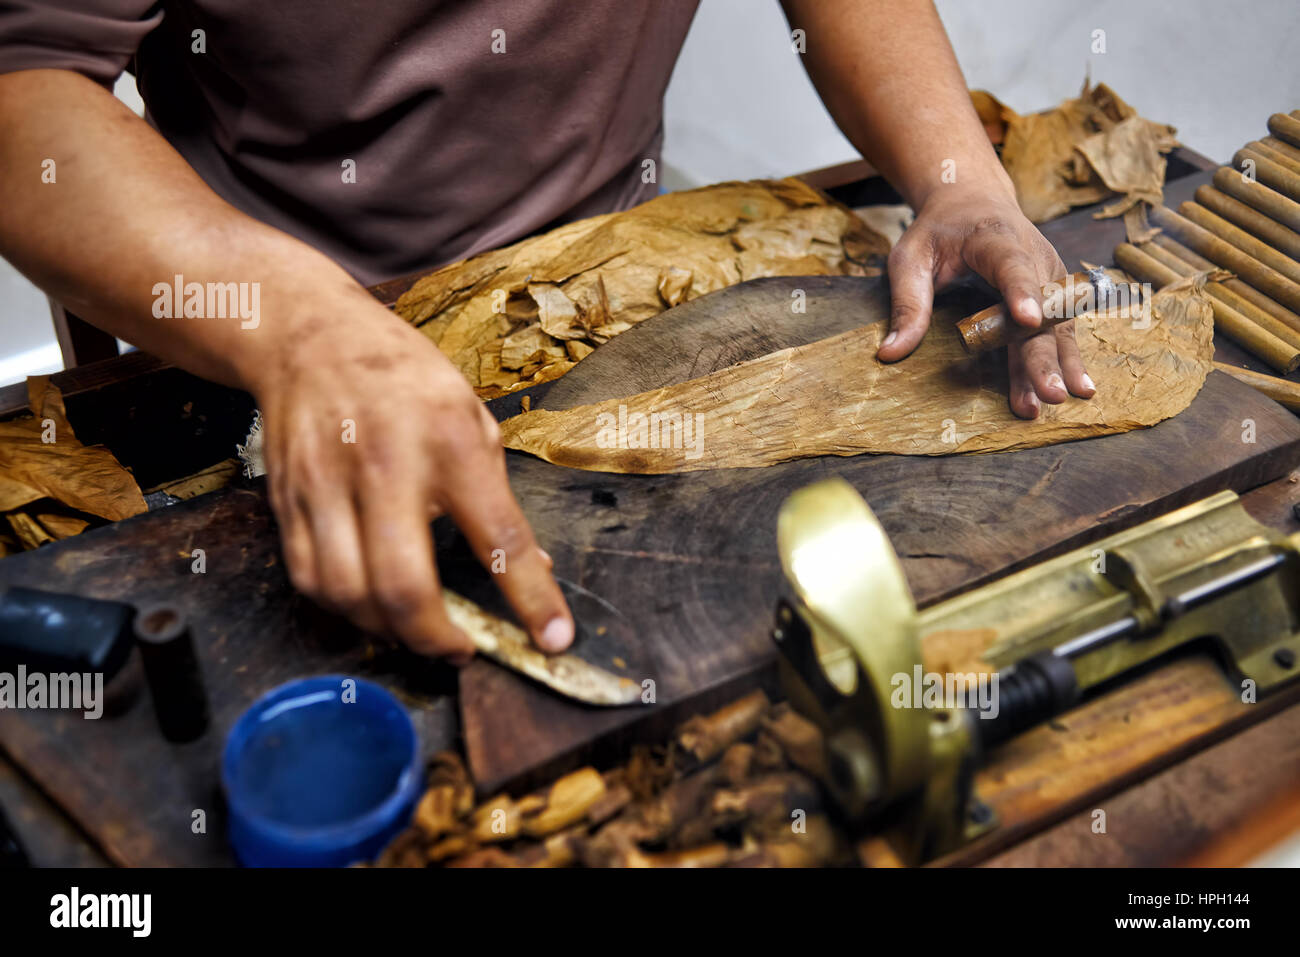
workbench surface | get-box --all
[5,145,1300,867]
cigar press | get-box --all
[770,479,1300,863]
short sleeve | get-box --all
[0,1,164,88]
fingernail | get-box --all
[1082,373,1096,392]
[1025,391,1040,413]
[1020,298,1042,325]
[540,616,574,652]
[882,331,898,348]
[538,547,552,566]
[1046,373,1065,393]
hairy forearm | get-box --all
[781,0,1011,208]
[0,68,373,396]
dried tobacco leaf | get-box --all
[394,179,889,397]
[0,376,146,528]
[499,277,1215,474]
[992,80,1177,223]
[144,458,240,501]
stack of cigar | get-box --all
[1115,111,1300,410]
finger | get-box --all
[879,239,936,361]
[1016,331,1069,405]
[358,477,473,658]
[445,450,573,653]
[962,227,1049,330]
[1053,321,1096,397]
[305,493,388,635]
[268,457,327,605]
[1006,336,1041,420]
[267,458,314,588]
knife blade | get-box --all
[443,589,642,706]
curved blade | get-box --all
[443,590,641,706]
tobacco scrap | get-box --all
[0,376,146,554]
[983,81,1177,223]
[144,458,240,501]
[374,690,855,868]
[676,689,770,763]
[393,179,888,398]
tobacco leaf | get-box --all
[394,179,889,398]
[144,458,241,501]
[499,275,1214,474]
[992,80,1177,223]
[0,376,146,523]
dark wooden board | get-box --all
[0,485,460,866]
[458,281,1300,796]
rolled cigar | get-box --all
[1138,240,1300,350]
[955,270,1102,354]
[1233,147,1300,203]
[1268,112,1300,151]
[1114,242,1300,374]
[1195,184,1300,262]
[1262,136,1300,169]
[1150,203,1300,314]
[1246,140,1300,177]
[1212,361,1300,413]
[1213,166,1300,234]
[1178,200,1300,286]
[1150,231,1300,334]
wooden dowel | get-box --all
[1246,140,1300,176]
[1213,361,1300,412]
[1178,200,1300,286]
[1138,241,1300,350]
[1150,203,1300,314]
[1150,231,1300,333]
[1268,112,1300,151]
[1114,242,1300,373]
[1262,136,1300,169]
[1212,166,1300,234]
[1233,147,1300,203]
[1195,184,1300,261]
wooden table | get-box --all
[5,145,1300,867]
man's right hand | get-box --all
[0,69,571,661]
[254,288,575,660]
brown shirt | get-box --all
[0,1,700,284]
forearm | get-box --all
[781,0,1011,208]
[0,68,373,396]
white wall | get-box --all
[662,0,1300,185]
[3,1,1298,383]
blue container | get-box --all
[222,676,421,867]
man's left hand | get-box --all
[876,180,1096,419]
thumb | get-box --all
[878,241,936,362]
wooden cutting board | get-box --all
[458,271,1300,795]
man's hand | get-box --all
[0,70,572,661]
[780,0,1096,417]
[877,181,1096,419]
[255,291,575,660]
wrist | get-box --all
[236,277,383,401]
[908,151,1016,213]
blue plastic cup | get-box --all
[221,675,422,867]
